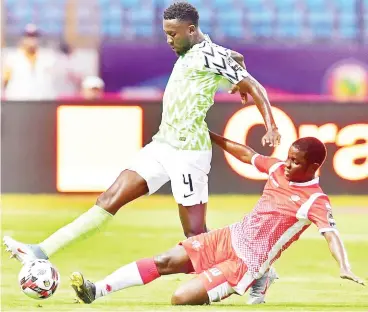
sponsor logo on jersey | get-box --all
[290,195,301,202]
[191,240,201,251]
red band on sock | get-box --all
[136,258,160,284]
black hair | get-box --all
[163,2,199,26]
[292,137,327,166]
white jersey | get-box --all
[153,35,249,150]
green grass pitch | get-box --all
[1,194,367,311]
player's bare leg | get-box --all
[178,203,208,238]
[171,276,210,305]
[4,170,149,262]
[154,245,194,274]
[71,245,194,304]
[96,169,149,215]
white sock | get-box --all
[39,205,112,257]
[95,262,143,299]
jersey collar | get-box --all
[289,177,320,187]
[203,34,212,42]
[189,34,212,53]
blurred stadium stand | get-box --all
[3,0,367,46]
[5,0,67,38]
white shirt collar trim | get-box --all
[289,177,320,187]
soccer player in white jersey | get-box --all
[4,2,280,303]
[69,134,364,306]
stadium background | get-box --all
[1,0,367,311]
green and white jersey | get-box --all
[153,36,249,151]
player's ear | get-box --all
[188,24,196,34]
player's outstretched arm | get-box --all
[209,131,256,164]
[237,75,281,147]
[323,231,365,286]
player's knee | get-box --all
[171,289,188,305]
[153,253,172,275]
[171,289,208,305]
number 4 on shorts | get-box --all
[183,174,194,197]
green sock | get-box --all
[39,205,112,257]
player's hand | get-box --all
[228,84,248,105]
[340,268,365,286]
[262,129,281,147]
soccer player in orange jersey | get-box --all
[69,133,364,305]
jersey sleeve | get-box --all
[200,43,249,85]
[308,197,338,234]
[251,154,283,174]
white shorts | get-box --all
[129,141,212,206]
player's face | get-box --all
[163,19,195,56]
[284,146,314,182]
[22,36,38,52]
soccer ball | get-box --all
[18,259,60,299]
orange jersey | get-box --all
[230,154,337,279]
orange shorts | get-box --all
[180,227,253,302]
